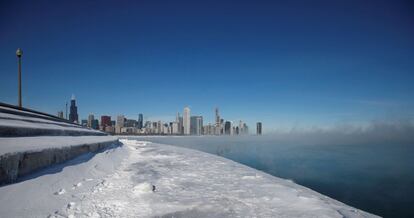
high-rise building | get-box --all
[81,119,88,127]
[238,120,244,134]
[88,114,94,128]
[183,107,190,135]
[190,116,203,135]
[138,114,143,129]
[101,116,111,127]
[116,115,125,128]
[125,119,138,127]
[215,107,220,126]
[176,112,183,134]
[215,108,221,135]
[171,122,179,134]
[243,123,249,135]
[69,94,79,123]
[257,122,262,135]
[224,121,232,135]
[115,115,125,134]
[92,119,99,130]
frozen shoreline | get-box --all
[0,139,378,217]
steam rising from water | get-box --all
[264,120,414,145]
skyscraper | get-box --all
[69,94,78,123]
[176,112,183,134]
[190,116,203,135]
[88,114,94,128]
[215,107,220,126]
[92,119,99,130]
[224,121,232,135]
[215,107,221,135]
[115,115,125,134]
[138,114,143,129]
[116,115,125,128]
[183,107,190,135]
[257,122,262,135]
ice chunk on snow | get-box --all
[132,182,153,195]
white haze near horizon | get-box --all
[258,120,414,146]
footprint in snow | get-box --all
[72,182,82,189]
[54,188,66,195]
[67,202,76,209]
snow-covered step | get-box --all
[0,103,105,137]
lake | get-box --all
[126,136,414,218]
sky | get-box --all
[1,0,413,132]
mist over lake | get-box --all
[128,134,414,218]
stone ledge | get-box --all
[0,139,119,185]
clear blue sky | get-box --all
[1,0,413,131]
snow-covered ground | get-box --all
[0,139,378,217]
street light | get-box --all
[16,48,23,108]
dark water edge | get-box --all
[125,136,414,218]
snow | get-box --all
[0,136,118,156]
[0,139,378,217]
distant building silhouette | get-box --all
[176,112,183,135]
[92,119,99,130]
[190,116,203,135]
[257,122,262,135]
[183,107,190,135]
[88,114,94,128]
[69,94,79,123]
[224,121,232,135]
[138,114,143,129]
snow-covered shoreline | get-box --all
[0,139,378,217]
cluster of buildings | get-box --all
[58,95,263,136]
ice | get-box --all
[0,138,378,217]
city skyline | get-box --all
[1,0,413,132]
[69,94,259,135]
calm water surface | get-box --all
[128,136,414,218]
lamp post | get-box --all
[16,48,23,108]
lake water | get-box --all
[127,136,414,218]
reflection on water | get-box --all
[126,136,414,218]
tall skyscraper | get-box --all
[183,107,190,135]
[88,114,94,128]
[215,107,220,126]
[243,123,249,134]
[138,114,143,129]
[69,94,79,123]
[190,116,203,135]
[116,115,125,128]
[257,122,262,135]
[177,112,183,134]
[224,121,232,135]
